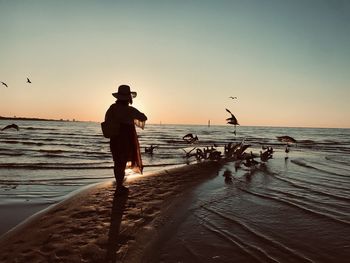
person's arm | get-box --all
[131,107,147,121]
[130,106,147,129]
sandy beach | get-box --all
[0,162,222,263]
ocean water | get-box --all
[0,120,349,260]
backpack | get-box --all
[101,105,120,138]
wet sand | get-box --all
[145,161,350,263]
[0,162,222,263]
[0,203,50,236]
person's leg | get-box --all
[114,159,127,188]
[110,136,129,193]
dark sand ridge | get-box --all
[0,161,222,263]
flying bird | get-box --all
[1,82,8,87]
[27,77,31,83]
[225,108,239,135]
[225,109,239,125]
[182,133,198,144]
[229,96,237,99]
[1,124,19,131]
[276,136,297,144]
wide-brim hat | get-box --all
[112,85,137,100]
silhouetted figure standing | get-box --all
[105,85,147,194]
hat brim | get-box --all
[112,91,137,100]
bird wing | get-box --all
[2,124,19,131]
[239,144,251,153]
[182,147,197,154]
[183,133,195,140]
[286,136,297,143]
[277,136,296,143]
[227,114,239,125]
[231,115,238,123]
[2,125,11,131]
[225,108,232,115]
[225,108,239,124]
[188,147,197,154]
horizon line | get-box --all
[1,116,349,130]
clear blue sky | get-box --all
[1,0,349,127]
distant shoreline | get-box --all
[0,116,78,122]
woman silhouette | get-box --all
[104,85,147,194]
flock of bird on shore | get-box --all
[143,130,296,182]
[143,96,297,180]
[178,134,293,165]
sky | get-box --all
[1,0,349,128]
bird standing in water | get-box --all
[284,145,290,159]
[277,136,296,160]
[145,145,157,154]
